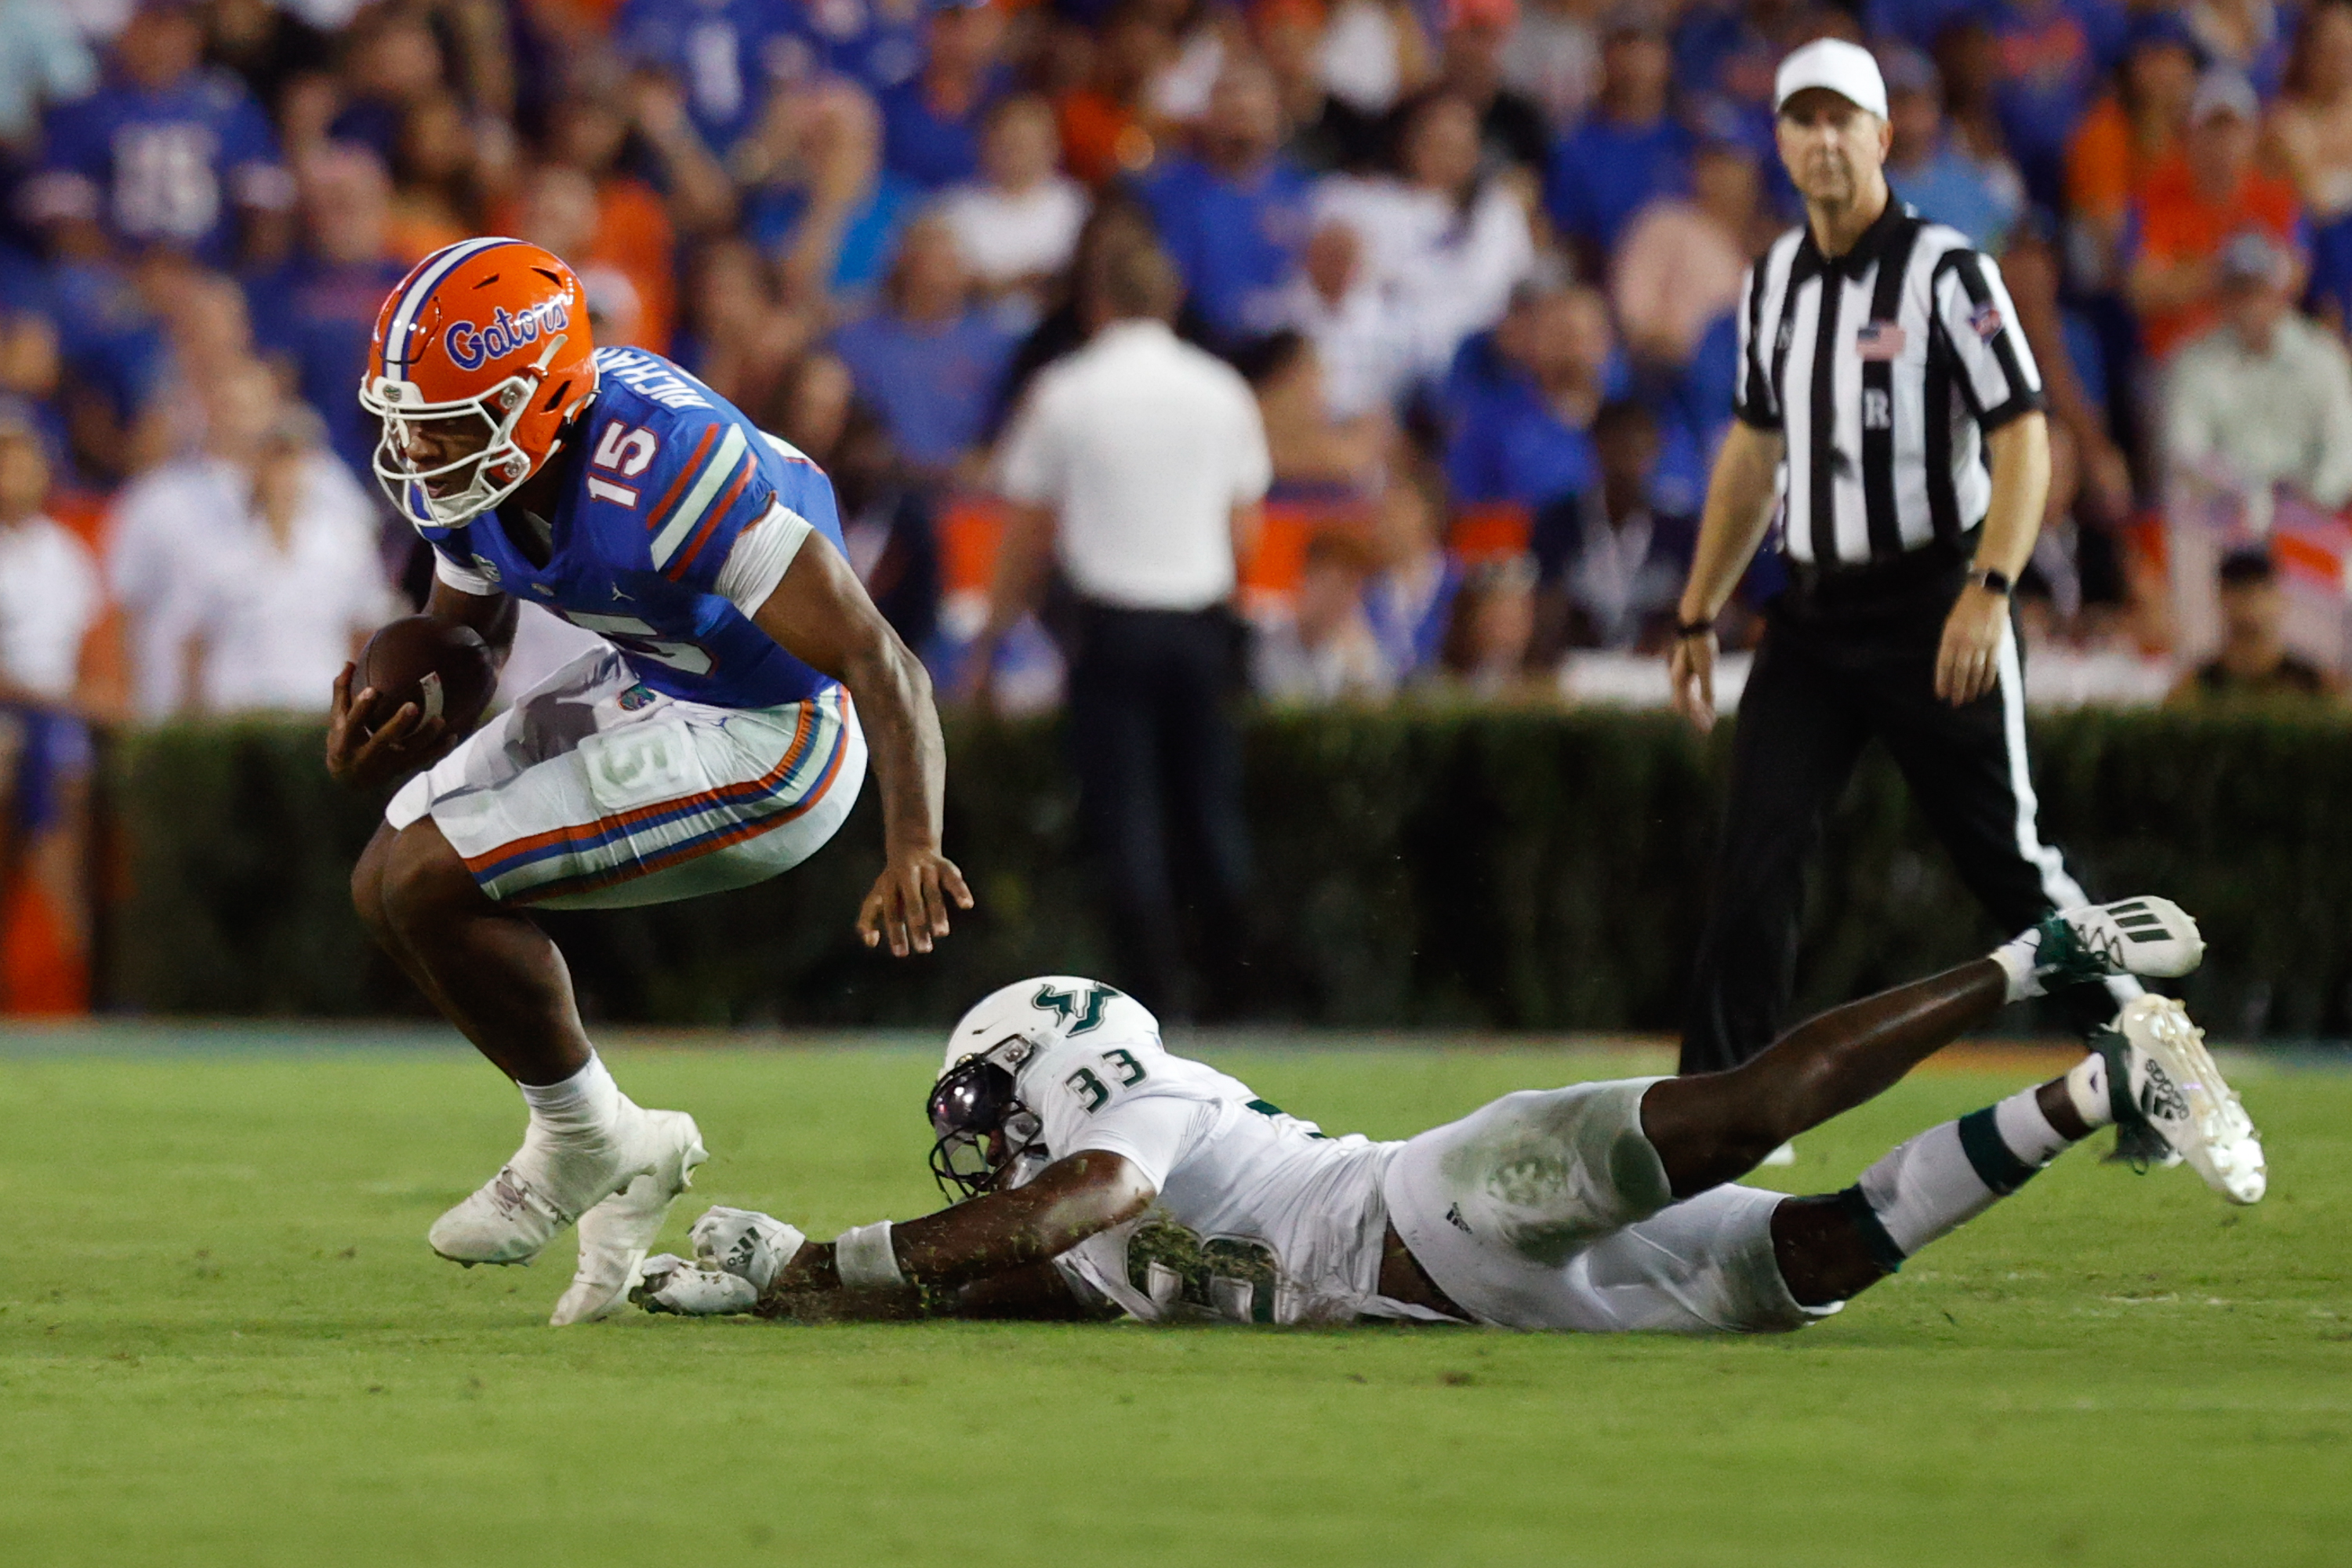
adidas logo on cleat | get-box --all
[2137,1059,2189,1123]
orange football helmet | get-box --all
[360,238,599,528]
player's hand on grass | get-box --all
[857,845,975,956]
[324,662,449,792]
[1668,629,1719,734]
[1934,584,2008,706]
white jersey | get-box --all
[1014,1011,1446,1326]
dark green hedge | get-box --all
[103,706,2352,1037]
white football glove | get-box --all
[688,1206,808,1290]
[632,1254,760,1316]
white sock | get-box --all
[517,1053,624,1142]
[1990,929,2046,1002]
[1847,1089,2081,1265]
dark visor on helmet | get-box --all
[927,1058,1028,1201]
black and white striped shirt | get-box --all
[1733,201,2045,568]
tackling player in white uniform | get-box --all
[638,898,2264,1330]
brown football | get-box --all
[354,616,497,735]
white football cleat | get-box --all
[2029,897,2205,988]
[429,1104,705,1272]
[688,1206,808,1291]
[548,1110,710,1327]
[633,1254,760,1316]
[2096,996,2265,1205]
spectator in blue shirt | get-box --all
[1445,277,1618,513]
[829,211,1016,479]
[1544,8,1692,275]
[877,0,1007,191]
[26,0,292,269]
[245,143,409,488]
[816,0,930,97]
[1140,59,1314,343]
[1990,0,2128,210]
[1882,44,2027,252]
[615,0,819,161]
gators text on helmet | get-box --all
[360,238,599,529]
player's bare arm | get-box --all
[325,579,515,793]
[1933,412,2049,706]
[748,1152,1152,1326]
[750,529,973,956]
[1670,420,1784,733]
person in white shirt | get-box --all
[938,96,1091,329]
[978,241,1270,1017]
[1311,89,1536,379]
[2164,230,2352,528]
[637,916,2265,1327]
[106,356,280,718]
[0,413,112,1000]
[183,404,395,713]
[1267,219,1425,422]
[1253,530,1395,702]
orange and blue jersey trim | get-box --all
[463,687,852,905]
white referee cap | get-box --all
[1775,38,1889,121]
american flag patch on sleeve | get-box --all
[1856,320,1907,361]
[1969,301,2005,340]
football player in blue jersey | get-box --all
[324,238,971,1325]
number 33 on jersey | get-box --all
[422,344,851,713]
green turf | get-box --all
[2,1033,2347,1568]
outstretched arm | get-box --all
[758,1150,1154,1321]
[752,530,975,955]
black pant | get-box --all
[1065,601,1250,1019]
[1679,545,2122,1073]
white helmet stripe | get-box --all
[383,237,517,384]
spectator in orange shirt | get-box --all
[495,84,735,355]
[2064,15,2200,287]
[1057,0,1175,184]
[2124,70,2307,360]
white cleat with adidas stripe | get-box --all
[2031,897,2205,987]
[2095,996,2266,1205]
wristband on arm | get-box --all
[832,1221,906,1289]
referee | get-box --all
[1668,40,2143,1079]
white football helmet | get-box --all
[926,978,1159,1200]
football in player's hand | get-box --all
[354,616,496,735]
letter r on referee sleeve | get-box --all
[1933,252,2045,431]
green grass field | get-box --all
[2,1027,2347,1567]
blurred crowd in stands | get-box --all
[9,0,2352,1002]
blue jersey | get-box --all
[33,67,286,264]
[419,347,848,712]
[615,0,818,158]
[1140,154,1315,339]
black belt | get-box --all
[1783,531,1976,606]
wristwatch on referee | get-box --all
[1968,567,2013,597]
